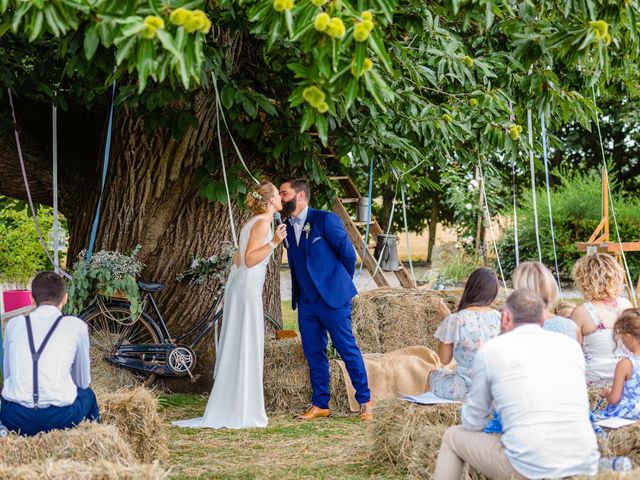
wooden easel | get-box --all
[576,168,640,304]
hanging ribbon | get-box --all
[508,101,519,267]
[591,86,636,305]
[527,109,543,263]
[540,112,563,299]
[478,163,507,292]
[354,155,374,284]
[211,72,260,185]
[7,89,71,279]
[85,81,117,267]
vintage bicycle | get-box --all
[80,280,281,385]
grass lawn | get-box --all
[160,394,403,479]
[281,299,299,331]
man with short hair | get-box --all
[433,289,599,479]
[279,178,372,421]
[0,271,99,436]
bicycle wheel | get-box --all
[264,312,283,331]
[81,303,161,388]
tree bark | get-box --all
[0,92,282,393]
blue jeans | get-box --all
[0,387,100,436]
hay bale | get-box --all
[264,338,312,413]
[99,387,168,463]
[0,459,168,479]
[0,423,134,466]
[370,398,461,471]
[599,423,640,466]
[264,338,361,414]
[407,427,488,480]
[90,333,141,394]
[352,288,504,353]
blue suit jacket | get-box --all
[287,208,358,310]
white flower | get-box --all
[465,203,473,210]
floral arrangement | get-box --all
[65,246,145,317]
[176,242,237,300]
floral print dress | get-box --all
[429,309,501,401]
[595,356,640,420]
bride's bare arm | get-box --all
[244,219,286,267]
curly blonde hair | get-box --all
[572,253,624,300]
[512,261,559,309]
[246,181,276,215]
[614,308,640,342]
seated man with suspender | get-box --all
[0,271,99,436]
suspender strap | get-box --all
[24,314,64,407]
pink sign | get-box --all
[3,290,32,314]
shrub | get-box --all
[497,171,640,281]
[0,198,59,287]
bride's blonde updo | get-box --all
[246,181,276,214]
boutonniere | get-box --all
[303,222,311,240]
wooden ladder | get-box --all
[329,176,415,289]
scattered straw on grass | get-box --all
[0,459,168,480]
[0,423,134,466]
[99,387,168,463]
[352,288,504,354]
[370,398,461,471]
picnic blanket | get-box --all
[337,346,443,412]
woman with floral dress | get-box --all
[428,268,501,401]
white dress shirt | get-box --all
[461,324,599,478]
[291,206,308,245]
[2,305,91,408]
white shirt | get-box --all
[291,206,308,245]
[2,305,91,408]
[461,324,599,479]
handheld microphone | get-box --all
[273,212,289,249]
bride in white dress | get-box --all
[173,181,286,429]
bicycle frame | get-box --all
[142,290,223,350]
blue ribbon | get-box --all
[85,82,116,266]
[540,112,563,298]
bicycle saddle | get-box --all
[137,281,165,292]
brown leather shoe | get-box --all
[359,400,374,421]
[296,405,331,420]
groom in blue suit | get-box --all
[279,178,372,421]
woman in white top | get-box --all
[512,261,579,341]
[429,268,501,400]
[173,181,287,429]
[571,253,633,386]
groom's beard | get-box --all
[282,197,297,218]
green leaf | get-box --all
[155,29,180,58]
[300,108,316,132]
[284,9,294,38]
[344,78,358,110]
[83,24,100,60]
[368,30,393,74]
[355,42,366,76]
[315,114,328,146]
[220,83,235,109]
[268,17,281,49]
[28,9,44,42]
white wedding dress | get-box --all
[173,215,272,429]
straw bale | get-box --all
[0,422,134,466]
[407,427,488,480]
[370,398,461,471]
[264,337,355,413]
[352,288,504,353]
[264,338,312,413]
[90,333,140,394]
[0,459,168,480]
[99,387,168,463]
[598,423,640,466]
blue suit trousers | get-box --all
[298,296,370,409]
[0,387,100,436]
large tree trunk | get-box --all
[1,91,282,393]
